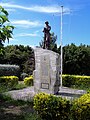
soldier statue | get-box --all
[43,21,51,49]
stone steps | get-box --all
[57,87,87,100]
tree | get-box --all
[63,43,90,75]
[0,6,14,45]
[0,6,14,63]
[3,45,35,75]
[50,32,58,52]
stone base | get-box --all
[33,48,60,94]
[4,86,86,101]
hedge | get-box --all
[34,92,70,120]
[71,93,90,120]
[34,92,90,120]
[0,64,20,77]
[0,76,18,87]
[24,75,33,86]
[62,74,90,88]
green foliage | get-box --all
[63,44,90,76]
[0,76,18,88]
[24,113,42,120]
[1,44,90,76]
[34,92,70,120]
[14,83,27,90]
[62,74,90,89]
[62,74,75,87]
[49,32,58,52]
[0,64,20,77]
[24,75,33,86]
[75,75,90,87]
[0,84,8,93]
[0,82,27,93]
[71,93,90,120]
[3,45,35,75]
[0,42,4,58]
[0,6,14,44]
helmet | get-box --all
[45,21,49,24]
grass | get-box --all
[71,84,90,92]
[0,94,41,120]
[0,83,10,93]
[0,82,28,93]
[12,82,27,90]
[24,113,41,120]
[0,82,41,120]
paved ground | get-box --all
[4,86,87,101]
[4,86,35,101]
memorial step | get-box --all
[57,87,87,100]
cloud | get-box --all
[11,20,42,28]
[0,2,70,14]
[5,8,16,12]
[16,33,40,37]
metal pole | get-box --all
[60,6,63,87]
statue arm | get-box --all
[47,26,51,32]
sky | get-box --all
[0,0,90,47]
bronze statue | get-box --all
[43,21,51,49]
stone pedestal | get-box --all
[33,48,60,94]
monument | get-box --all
[33,21,60,94]
[33,48,60,94]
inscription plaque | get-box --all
[40,55,50,86]
[40,55,50,77]
[41,83,49,89]
[41,63,49,76]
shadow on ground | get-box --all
[0,95,34,120]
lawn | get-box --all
[0,81,41,120]
[0,94,41,120]
[0,81,27,93]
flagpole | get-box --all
[60,6,63,87]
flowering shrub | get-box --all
[0,76,18,87]
[71,93,90,120]
[34,92,70,120]
[24,75,33,86]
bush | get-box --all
[0,76,18,88]
[71,93,90,120]
[75,75,90,87]
[34,92,70,120]
[24,75,33,86]
[62,75,75,87]
[0,64,20,77]
[62,74,90,88]
[20,72,29,81]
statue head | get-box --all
[45,21,49,25]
